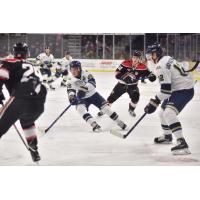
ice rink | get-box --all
[0,72,200,166]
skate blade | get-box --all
[110,129,126,139]
[154,141,173,144]
[172,148,191,155]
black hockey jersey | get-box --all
[115,60,151,85]
[0,58,45,99]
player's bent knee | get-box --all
[130,92,140,103]
[76,104,87,115]
[158,108,165,120]
[163,107,177,123]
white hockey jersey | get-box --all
[58,56,72,71]
[67,70,96,99]
[154,56,195,101]
[36,52,54,67]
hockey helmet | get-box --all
[132,50,142,57]
[146,42,163,58]
[13,42,29,59]
[70,60,82,70]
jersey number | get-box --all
[158,74,164,82]
[22,64,34,77]
[173,62,188,76]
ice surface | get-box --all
[0,72,200,165]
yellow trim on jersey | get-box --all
[166,105,179,115]
[161,89,172,94]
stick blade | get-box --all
[110,129,126,139]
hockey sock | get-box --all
[101,105,122,123]
[169,122,183,140]
[159,109,172,135]
[164,108,183,139]
[22,124,37,143]
[129,102,137,111]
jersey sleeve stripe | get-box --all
[161,89,172,94]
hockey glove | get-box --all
[144,96,161,114]
[0,90,5,105]
[69,94,78,105]
[148,73,156,82]
[122,74,134,84]
[47,63,53,68]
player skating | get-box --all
[36,46,55,90]
[98,50,156,117]
[0,42,47,162]
[66,60,127,132]
[144,43,195,155]
[56,51,72,87]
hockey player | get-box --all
[67,60,127,132]
[36,46,55,90]
[144,43,195,155]
[98,50,156,117]
[56,51,73,87]
[0,42,47,162]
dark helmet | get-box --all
[13,42,29,59]
[132,50,141,57]
[70,60,81,70]
[146,42,163,58]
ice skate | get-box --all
[28,138,41,162]
[128,109,136,117]
[97,111,104,117]
[91,122,102,132]
[117,120,127,130]
[154,134,173,144]
[171,138,191,155]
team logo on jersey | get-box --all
[156,66,161,70]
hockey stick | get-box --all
[110,113,147,139]
[183,61,200,72]
[44,103,72,134]
[1,102,36,153]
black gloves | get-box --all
[148,73,156,82]
[69,94,78,105]
[122,74,134,84]
[144,96,161,114]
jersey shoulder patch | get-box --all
[121,60,133,68]
[136,63,147,70]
